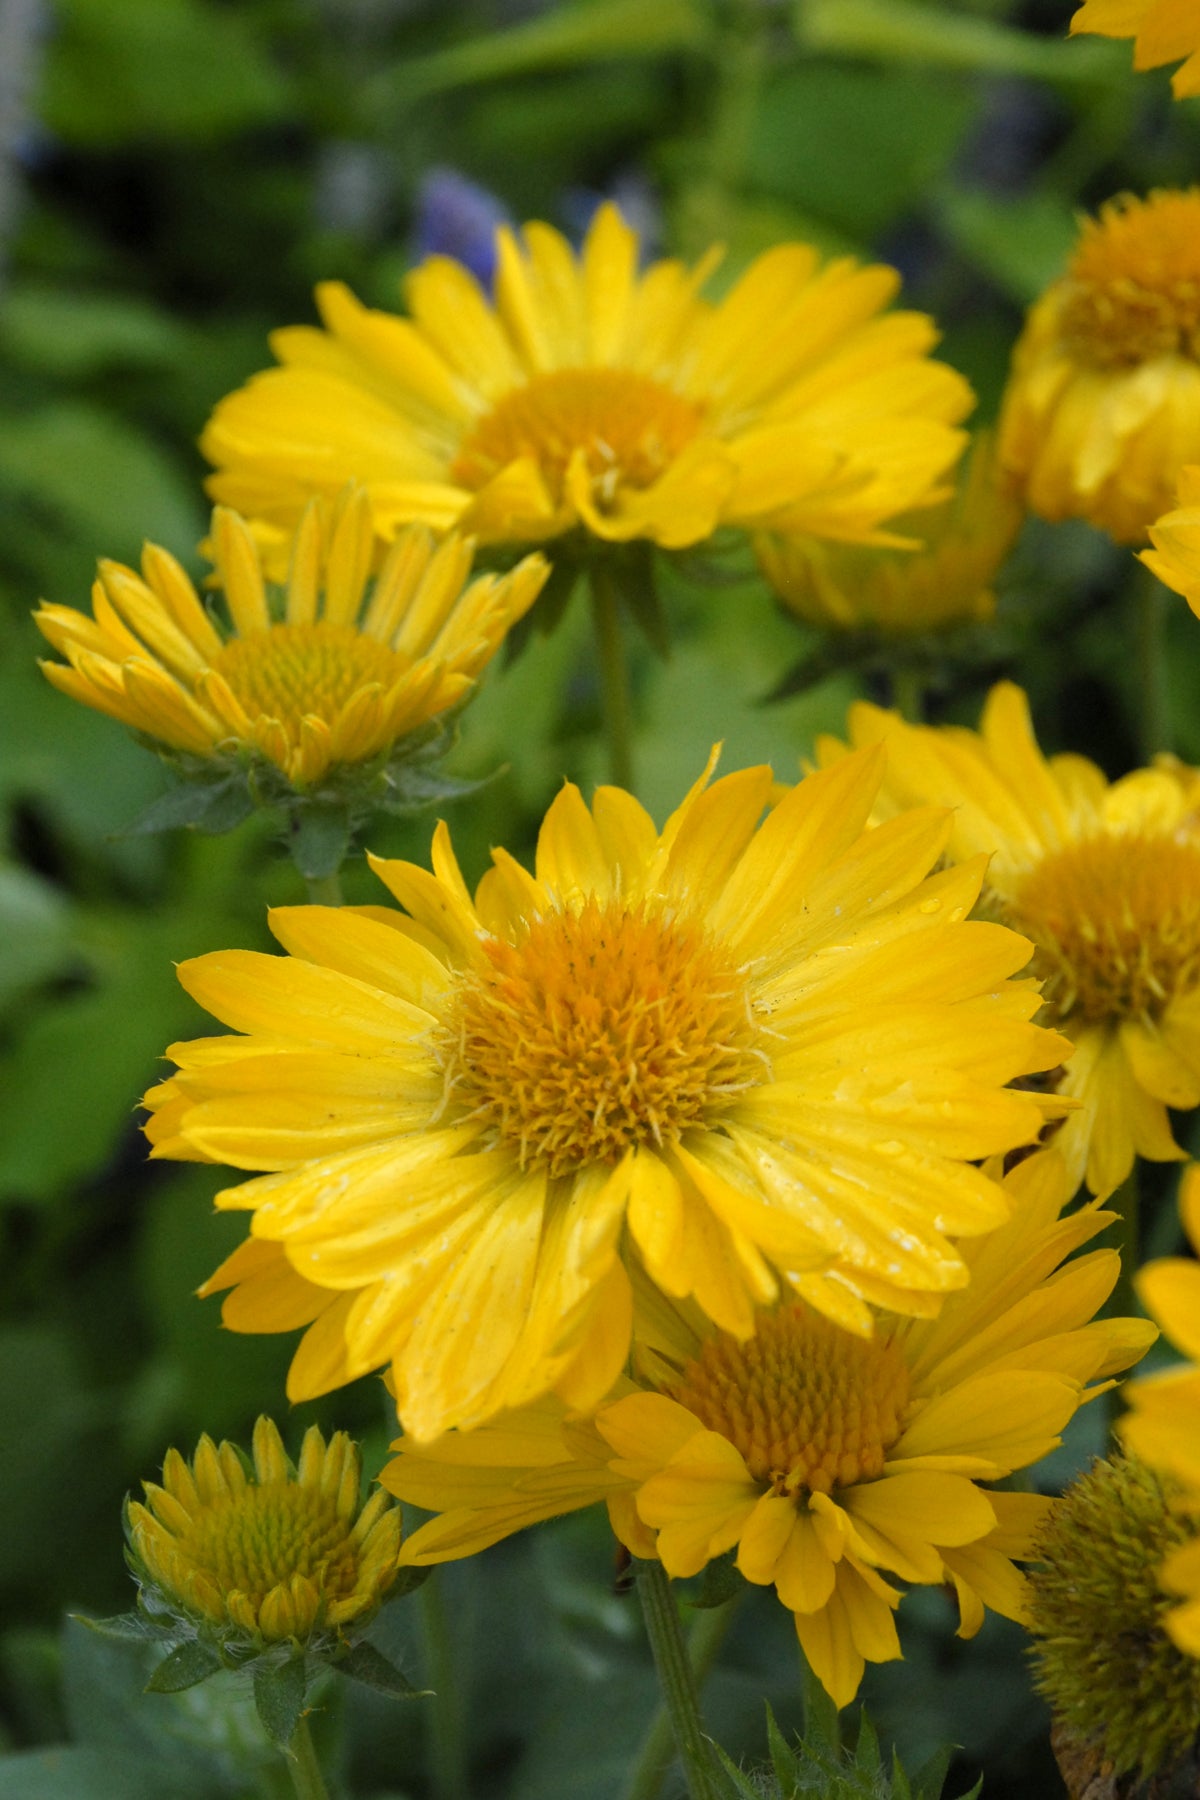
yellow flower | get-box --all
[386,1152,1153,1708]
[757,434,1020,637]
[1071,0,1200,98]
[200,203,971,568]
[1142,464,1200,618]
[126,1416,401,1650]
[1122,1163,1200,1653]
[822,682,1200,1195]
[144,746,1067,1442]
[996,190,1200,544]
[35,486,546,790]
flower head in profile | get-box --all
[145,746,1067,1443]
[757,434,1020,639]
[1142,465,1200,619]
[1026,1453,1200,1788]
[127,1417,401,1657]
[822,682,1200,1195]
[1122,1162,1200,1654]
[997,190,1200,543]
[1071,0,1200,98]
[386,1152,1153,1707]
[200,203,971,570]
[35,486,546,809]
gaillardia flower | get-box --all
[144,746,1067,1442]
[35,487,546,794]
[757,435,1020,638]
[1122,1163,1200,1653]
[200,203,971,566]
[822,682,1200,1194]
[1071,1,1200,99]
[386,1152,1153,1707]
[1027,1454,1200,1787]
[997,190,1200,543]
[1142,464,1200,618]
[126,1416,401,1654]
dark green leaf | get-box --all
[144,1641,222,1694]
[119,775,254,838]
[618,547,671,660]
[689,1553,743,1611]
[335,1641,430,1701]
[288,803,352,881]
[72,1613,174,1647]
[252,1655,308,1747]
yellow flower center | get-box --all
[442,897,764,1179]
[1059,192,1200,370]
[671,1304,911,1496]
[209,622,407,728]
[451,368,705,504]
[1006,833,1200,1022]
[181,1484,359,1618]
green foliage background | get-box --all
[1,1,1198,1794]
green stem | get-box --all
[1135,564,1171,760]
[621,1594,740,1800]
[681,0,769,254]
[304,871,344,906]
[890,665,925,724]
[636,1563,721,1800]
[419,1567,470,1800]
[284,1715,330,1800]
[590,564,636,791]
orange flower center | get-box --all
[442,897,763,1179]
[209,622,408,730]
[671,1305,910,1496]
[451,368,705,504]
[1006,833,1200,1022]
[1059,192,1200,369]
[178,1485,359,1616]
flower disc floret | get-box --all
[145,744,1070,1443]
[387,1151,1155,1708]
[998,190,1200,543]
[126,1417,401,1651]
[200,202,971,564]
[822,681,1200,1194]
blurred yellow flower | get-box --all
[997,190,1200,543]
[1122,1163,1200,1654]
[200,203,971,568]
[757,435,1020,637]
[387,1152,1152,1708]
[1142,465,1200,617]
[1071,0,1200,98]
[35,487,546,791]
[821,682,1200,1195]
[127,1417,401,1649]
[145,746,1066,1442]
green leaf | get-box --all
[0,866,76,1016]
[617,547,671,660]
[252,1656,308,1747]
[119,774,255,838]
[288,803,352,882]
[940,187,1078,306]
[145,1641,222,1694]
[689,1553,743,1610]
[72,1614,175,1648]
[1,286,192,378]
[798,0,1126,84]
[335,1641,430,1701]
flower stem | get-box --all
[419,1567,470,1800]
[590,563,636,790]
[285,1715,331,1800]
[304,872,344,906]
[636,1563,721,1800]
[621,1593,740,1800]
[1135,564,1171,759]
[681,0,769,253]
[890,665,926,724]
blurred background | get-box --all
[2,2,1199,1795]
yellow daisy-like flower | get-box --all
[997,190,1200,544]
[387,1152,1153,1708]
[200,203,972,567]
[1122,1163,1200,1653]
[822,682,1200,1195]
[144,746,1068,1442]
[1142,464,1200,618]
[35,486,546,791]
[127,1416,401,1650]
[757,434,1020,638]
[1071,0,1200,98]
